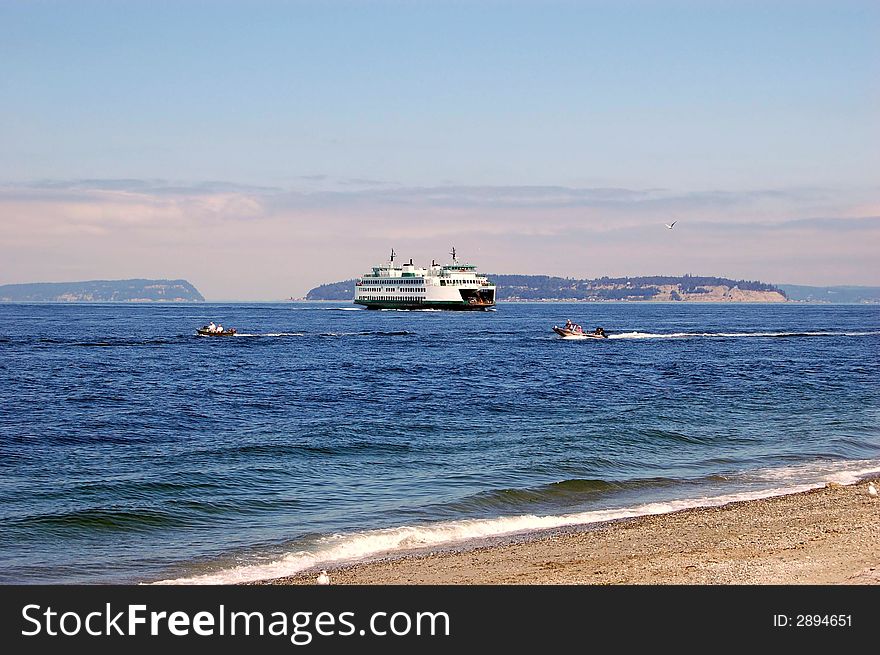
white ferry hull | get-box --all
[354,249,496,311]
[354,298,495,310]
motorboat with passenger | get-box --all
[197,323,236,336]
[553,323,607,339]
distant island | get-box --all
[307,274,790,302]
[0,279,205,302]
[777,285,880,304]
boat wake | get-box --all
[320,330,412,337]
[153,460,880,585]
[606,330,880,340]
[229,331,412,338]
[231,332,307,337]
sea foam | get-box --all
[606,330,880,340]
[155,459,880,585]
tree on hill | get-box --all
[304,274,785,301]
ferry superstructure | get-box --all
[354,248,496,310]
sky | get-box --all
[1,0,878,300]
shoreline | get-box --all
[254,479,880,585]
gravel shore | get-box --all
[256,479,880,585]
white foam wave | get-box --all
[738,459,880,486]
[233,331,409,337]
[154,460,880,585]
[321,331,410,337]
[233,333,306,337]
[606,330,880,340]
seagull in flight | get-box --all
[664,220,677,230]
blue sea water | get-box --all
[0,301,878,584]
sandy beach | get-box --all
[259,479,880,585]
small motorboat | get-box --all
[553,325,607,339]
[197,326,237,336]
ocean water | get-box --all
[0,301,878,584]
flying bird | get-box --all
[869,482,877,497]
[664,221,677,230]
[316,570,331,585]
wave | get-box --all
[18,330,413,342]
[229,332,306,337]
[2,432,156,448]
[150,487,820,584]
[155,459,880,585]
[207,330,413,337]
[606,330,880,340]
[443,477,677,512]
[31,337,177,347]
[10,508,184,534]
[319,330,412,337]
[189,440,414,460]
[202,331,411,338]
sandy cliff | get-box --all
[652,285,787,302]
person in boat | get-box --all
[207,321,217,333]
[565,319,574,331]
[216,324,223,333]
[594,327,605,337]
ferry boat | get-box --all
[354,248,496,310]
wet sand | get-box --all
[258,479,880,585]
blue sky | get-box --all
[1,1,878,298]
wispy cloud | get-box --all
[337,177,397,187]
[3,178,863,211]
[249,183,860,214]
[17,178,283,195]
